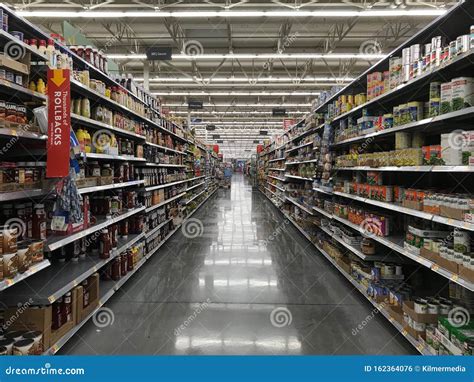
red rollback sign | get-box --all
[47,69,71,178]
[283,119,296,131]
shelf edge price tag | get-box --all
[47,68,71,178]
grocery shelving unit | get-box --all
[0,3,219,356]
[257,0,474,356]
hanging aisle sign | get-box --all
[47,68,71,178]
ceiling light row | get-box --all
[17,10,446,18]
[108,53,385,60]
[153,91,320,96]
[137,77,354,83]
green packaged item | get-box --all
[440,82,452,114]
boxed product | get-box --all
[74,273,100,323]
[440,82,452,114]
[451,77,474,110]
[422,145,443,165]
[4,290,78,352]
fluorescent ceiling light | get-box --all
[170,111,305,115]
[136,77,354,83]
[193,121,282,125]
[18,9,446,18]
[154,91,319,96]
[163,103,311,107]
[108,53,384,60]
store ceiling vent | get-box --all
[253,140,260,144]
[217,140,224,143]
[206,124,216,131]
[259,130,268,135]
[212,134,220,139]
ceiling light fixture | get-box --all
[108,52,385,60]
[162,103,311,107]
[17,9,446,18]
[153,91,320,96]
[135,77,354,82]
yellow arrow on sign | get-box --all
[50,69,66,87]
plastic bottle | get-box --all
[46,39,56,67]
[38,40,47,56]
[84,129,92,153]
[76,128,86,152]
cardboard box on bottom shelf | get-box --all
[75,273,100,323]
[404,324,426,340]
[336,257,351,275]
[403,301,439,324]
[387,304,404,325]
[4,290,78,352]
[459,265,474,283]
[420,247,459,274]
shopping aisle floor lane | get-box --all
[60,175,415,355]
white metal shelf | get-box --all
[185,189,206,205]
[0,127,47,141]
[332,107,474,147]
[285,174,313,181]
[266,181,285,192]
[286,197,314,215]
[186,181,205,192]
[335,165,474,172]
[71,113,145,140]
[268,168,285,171]
[329,51,474,124]
[145,192,186,213]
[144,141,187,155]
[268,157,286,163]
[286,159,318,165]
[81,153,146,162]
[285,141,313,153]
[47,206,145,252]
[78,180,144,194]
[0,260,51,292]
[333,191,474,232]
[268,175,286,182]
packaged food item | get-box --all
[440,82,452,114]
[451,77,474,110]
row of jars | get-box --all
[136,168,186,187]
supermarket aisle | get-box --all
[61,175,415,355]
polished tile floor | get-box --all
[61,174,415,355]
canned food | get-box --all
[414,298,427,314]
